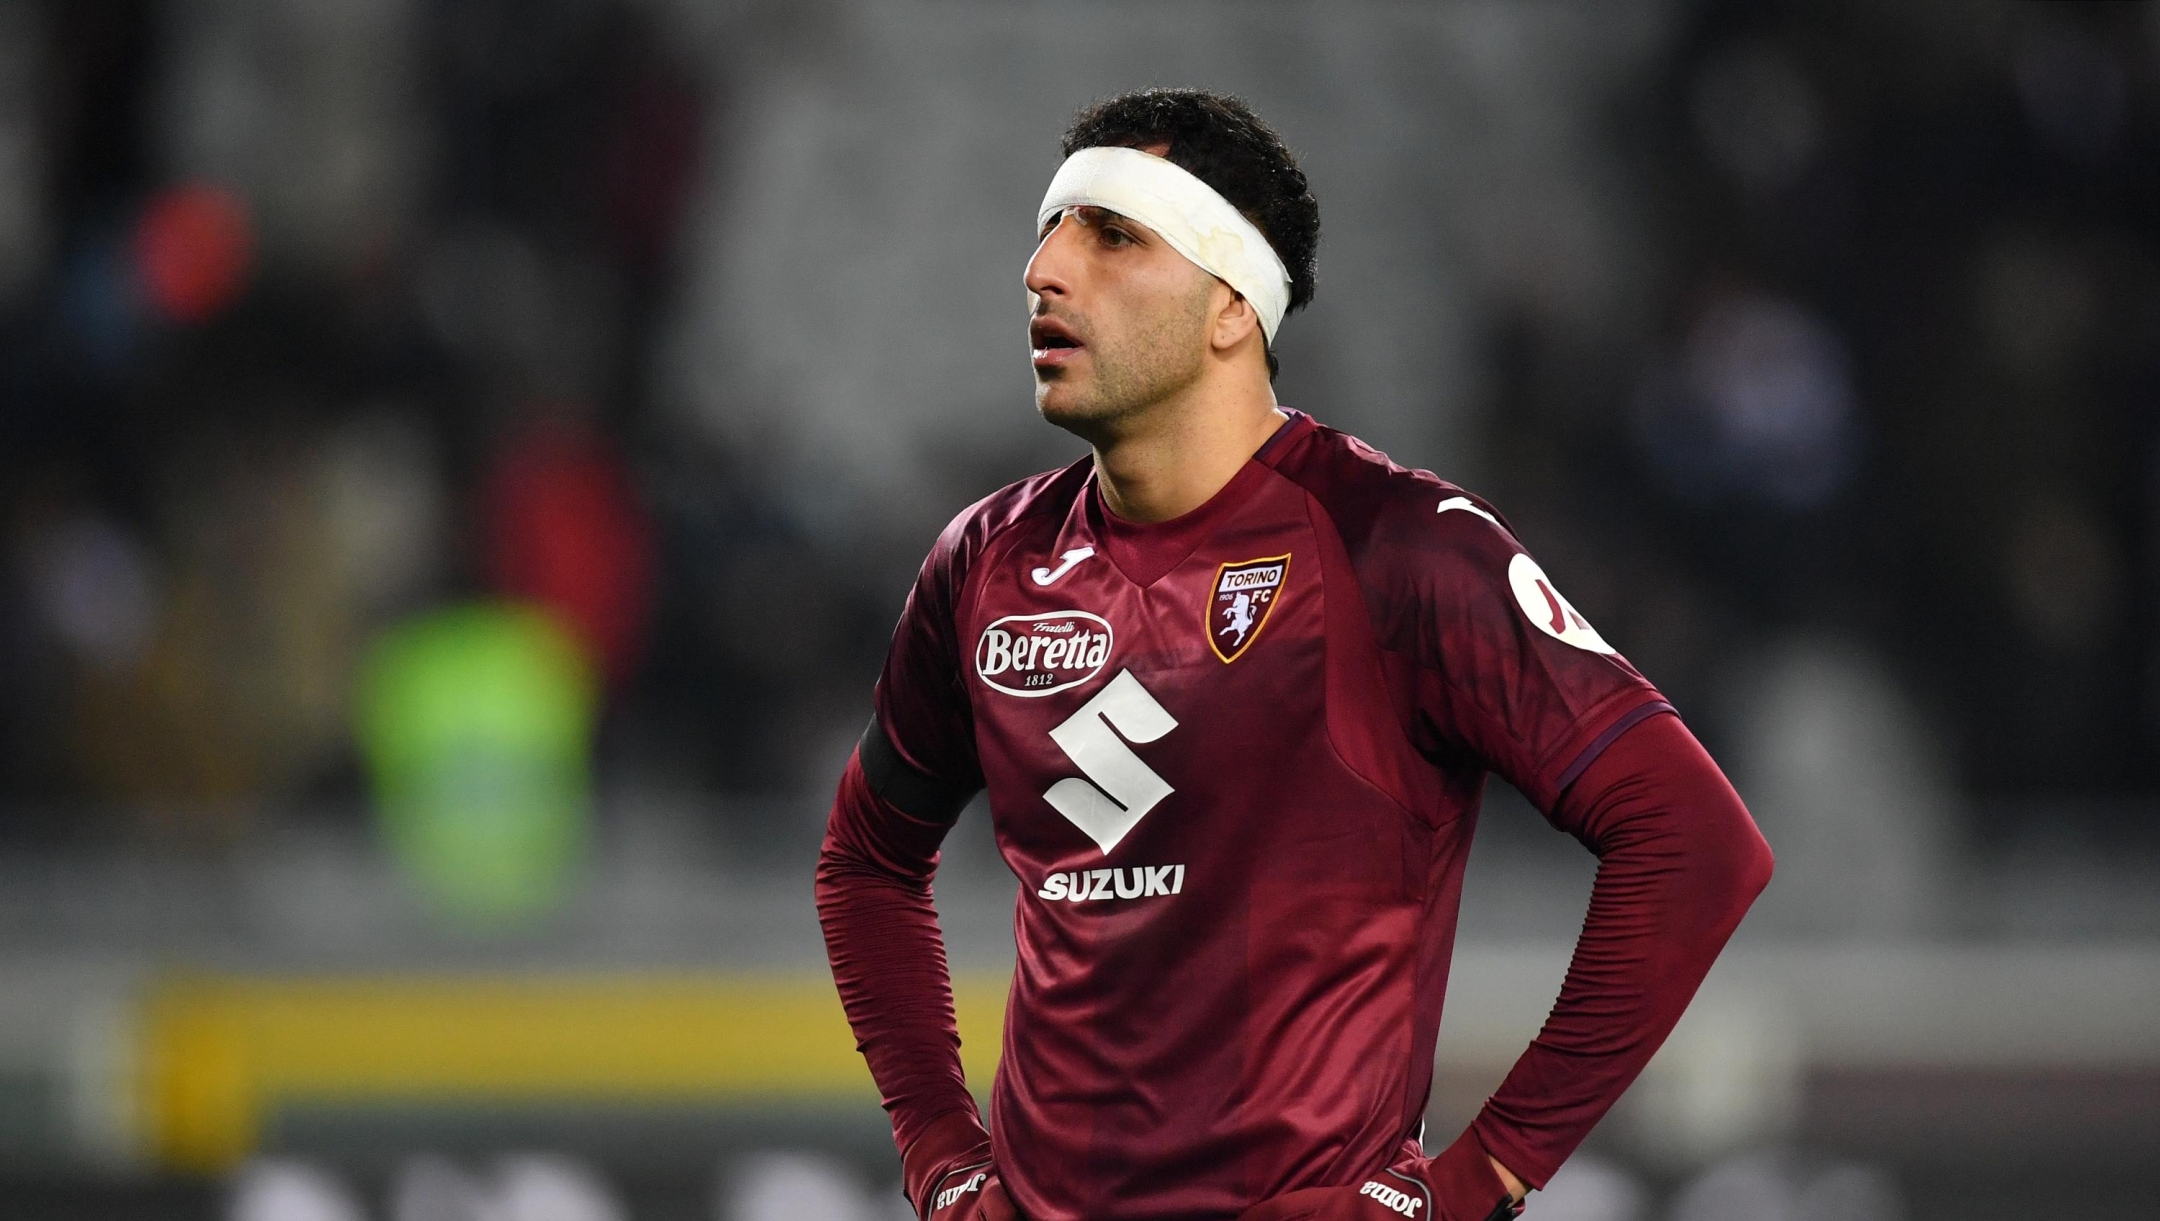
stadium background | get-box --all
[1,0,2156,1218]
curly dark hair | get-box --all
[1060,88,1320,378]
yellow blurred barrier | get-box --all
[139,972,1010,1174]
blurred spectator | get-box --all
[320,410,451,619]
[1634,286,1857,514]
[133,181,253,325]
[20,504,160,676]
[480,418,656,687]
[357,603,595,924]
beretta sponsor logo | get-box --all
[976,610,1112,697]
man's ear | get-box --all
[1210,285,1263,354]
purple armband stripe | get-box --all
[1554,701,1675,795]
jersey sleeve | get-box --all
[872,510,986,794]
[817,509,992,1168]
[1467,710,1773,1187]
[1378,494,1670,810]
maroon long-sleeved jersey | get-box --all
[819,410,1768,1221]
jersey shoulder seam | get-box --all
[1267,428,1541,770]
[946,462,1090,640]
[1265,422,1508,548]
[943,459,1089,570]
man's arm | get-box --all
[1358,490,1772,1212]
[816,501,1003,1217]
[1243,712,1770,1221]
[1470,710,1773,1195]
[815,721,987,1187]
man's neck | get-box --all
[1091,380,1285,524]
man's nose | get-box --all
[1024,213,1080,300]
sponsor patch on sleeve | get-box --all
[1507,553,1615,654]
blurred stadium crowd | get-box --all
[0,0,885,833]
[0,1,2156,1219]
[3,0,2155,860]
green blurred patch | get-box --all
[356,603,595,926]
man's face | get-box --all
[1025,204,1221,436]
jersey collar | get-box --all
[1084,409,1314,589]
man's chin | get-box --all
[1033,378,1079,420]
[1035,386,1112,435]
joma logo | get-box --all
[1359,1181,1424,1217]
[934,1171,986,1213]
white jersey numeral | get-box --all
[1043,670,1177,853]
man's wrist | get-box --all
[1422,1128,1524,1221]
[901,1110,993,1218]
[1486,1155,1528,1204]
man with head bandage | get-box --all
[819,89,1772,1221]
[1035,144,1293,345]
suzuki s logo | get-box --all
[1208,554,1288,663]
[1043,670,1176,854]
[976,611,1112,697]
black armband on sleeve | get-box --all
[858,714,979,824]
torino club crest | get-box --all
[1208,554,1289,663]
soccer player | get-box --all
[816,89,1773,1221]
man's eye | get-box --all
[1101,226,1133,247]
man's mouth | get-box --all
[1031,317,1085,370]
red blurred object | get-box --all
[134,183,255,324]
[480,421,657,686]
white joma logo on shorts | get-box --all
[1360,1181,1424,1216]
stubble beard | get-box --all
[1035,295,1211,446]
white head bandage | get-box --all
[1036,146,1293,342]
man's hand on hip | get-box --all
[1233,1129,1525,1221]
[922,1165,1016,1221]
[904,1112,1007,1221]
